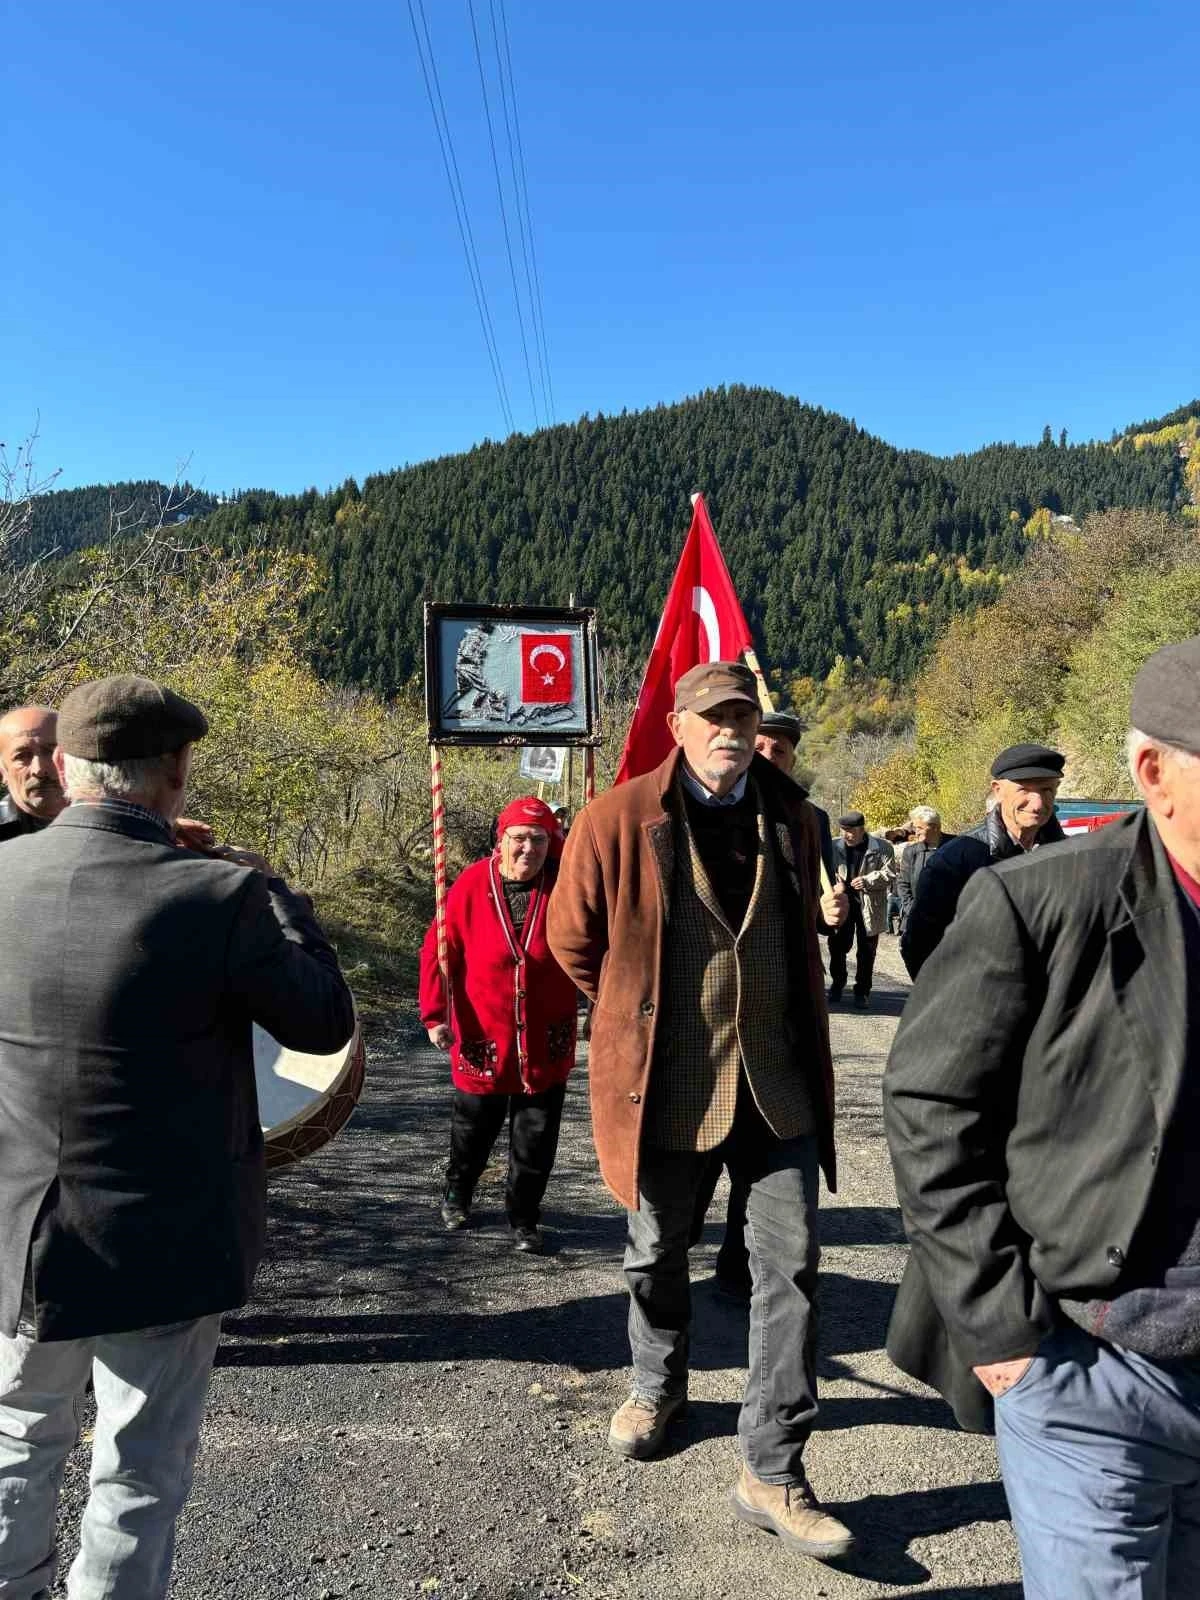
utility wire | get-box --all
[467,0,541,430]
[407,0,515,435]
[495,0,555,424]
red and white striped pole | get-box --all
[430,743,450,1001]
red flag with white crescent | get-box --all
[614,495,756,783]
[520,633,574,703]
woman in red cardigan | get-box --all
[419,796,578,1253]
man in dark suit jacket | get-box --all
[899,743,1067,978]
[885,639,1200,1597]
[0,675,355,1599]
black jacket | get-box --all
[896,834,954,929]
[885,811,1183,1431]
[900,808,1066,977]
[0,794,49,845]
[0,805,356,1339]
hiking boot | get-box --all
[853,993,870,1011]
[731,1466,855,1561]
[440,1195,470,1231]
[607,1392,686,1460]
[511,1224,544,1254]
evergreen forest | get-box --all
[29,388,1195,695]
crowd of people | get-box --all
[1,641,1198,1597]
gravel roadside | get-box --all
[51,939,1022,1599]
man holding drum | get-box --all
[0,674,356,1600]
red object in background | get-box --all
[520,633,574,703]
[1060,810,1127,836]
[615,495,756,783]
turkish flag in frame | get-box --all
[520,633,574,702]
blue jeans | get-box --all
[995,1320,1200,1598]
[0,1314,223,1599]
[624,1123,821,1483]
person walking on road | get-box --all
[884,638,1200,1598]
[549,661,855,1565]
[419,796,577,1253]
[895,807,950,934]
[828,812,895,1009]
[900,744,1066,978]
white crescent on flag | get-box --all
[529,643,566,672]
[692,586,720,662]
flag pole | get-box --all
[430,742,450,1006]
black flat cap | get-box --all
[991,743,1065,781]
[838,810,866,829]
[58,675,208,761]
[759,710,803,745]
[1131,637,1200,751]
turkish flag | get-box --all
[615,496,757,782]
[520,633,574,703]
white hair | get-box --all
[1126,728,1200,791]
[61,751,176,802]
[909,804,940,825]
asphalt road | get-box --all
[51,939,1022,1599]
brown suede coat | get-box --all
[547,749,837,1210]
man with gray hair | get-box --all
[885,636,1200,1596]
[895,805,952,935]
[0,706,64,842]
[0,674,355,1599]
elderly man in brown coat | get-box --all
[549,661,853,1563]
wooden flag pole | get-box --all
[584,745,596,804]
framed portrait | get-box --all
[424,602,600,746]
[518,745,567,784]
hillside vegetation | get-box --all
[31,389,1188,698]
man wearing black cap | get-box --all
[551,661,855,1563]
[884,638,1200,1595]
[755,710,835,883]
[829,811,896,1010]
[0,675,355,1599]
[900,743,1067,978]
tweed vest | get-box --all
[644,785,814,1151]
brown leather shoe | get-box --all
[731,1465,855,1560]
[607,1392,686,1460]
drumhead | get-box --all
[254,1024,366,1169]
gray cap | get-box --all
[758,710,802,745]
[1131,637,1200,751]
[58,675,208,761]
[838,810,866,829]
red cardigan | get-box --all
[419,856,578,1095]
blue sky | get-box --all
[5,0,1197,493]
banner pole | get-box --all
[430,742,450,1005]
[585,745,596,804]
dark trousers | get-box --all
[689,1168,752,1290]
[625,1088,821,1483]
[446,1083,566,1227]
[828,904,878,996]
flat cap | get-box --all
[673,660,759,716]
[759,710,803,745]
[990,743,1065,781]
[1131,637,1200,751]
[58,675,208,761]
[838,810,866,829]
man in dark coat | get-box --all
[0,705,64,842]
[900,744,1066,977]
[0,675,356,1599]
[884,638,1200,1597]
[894,805,952,933]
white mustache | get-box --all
[711,737,749,753]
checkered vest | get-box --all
[643,787,815,1151]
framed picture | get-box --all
[519,745,567,784]
[424,602,600,746]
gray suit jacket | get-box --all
[0,805,356,1340]
[884,809,1184,1431]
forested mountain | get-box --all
[27,481,221,556]
[32,388,1190,693]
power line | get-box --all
[406,0,515,435]
[466,0,541,430]
[494,0,555,424]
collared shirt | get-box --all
[71,796,176,845]
[680,766,749,809]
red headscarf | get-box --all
[495,795,565,860]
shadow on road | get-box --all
[828,1477,1012,1587]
